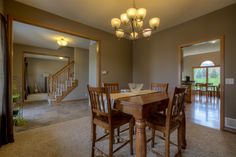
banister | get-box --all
[52,61,74,78]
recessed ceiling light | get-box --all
[59,57,64,60]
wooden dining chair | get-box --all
[103,82,120,93]
[87,85,133,157]
[151,83,169,114]
[147,87,187,157]
[151,83,169,94]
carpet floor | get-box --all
[15,100,89,132]
[0,116,235,157]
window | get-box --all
[200,60,215,67]
[193,60,220,86]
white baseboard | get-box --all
[225,117,236,129]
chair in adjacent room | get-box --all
[87,85,133,157]
[147,87,187,157]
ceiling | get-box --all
[16,0,236,34]
[24,53,69,61]
[183,39,220,57]
[13,21,91,50]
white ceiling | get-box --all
[183,39,220,57]
[13,21,91,50]
[16,0,236,33]
[24,53,69,61]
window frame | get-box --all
[192,65,220,84]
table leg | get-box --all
[135,119,146,157]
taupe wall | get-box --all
[27,58,67,93]
[4,0,133,89]
[182,52,220,79]
[89,42,97,86]
[133,4,236,119]
[13,43,74,99]
[65,48,89,100]
[0,0,3,14]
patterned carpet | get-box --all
[1,116,236,157]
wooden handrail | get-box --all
[52,61,74,78]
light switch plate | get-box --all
[225,78,234,85]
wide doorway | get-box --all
[180,38,224,130]
[12,20,100,131]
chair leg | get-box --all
[151,129,155,148]
[91,123,96,157]
[129,121,134,155]
[165,133,170,157]
[117,127,120,143]
[109,129,114,157]
[177,126,182,156]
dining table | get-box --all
[110,90,187,157]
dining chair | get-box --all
[151,83,169,114]
[103,82,124,141]
[87,85,133,157]
[199,83,209,97]
[103,82,120,93]
[151,82,169,94]
[147,87,187,157]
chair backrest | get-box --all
[87,85,112,119]
[151,83,169,94]
[166,87,186,130]
[103,82,120,93]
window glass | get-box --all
[200,60,215,67]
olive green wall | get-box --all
[133,4,236,120]
[4,0,133,89]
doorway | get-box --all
[180,37,224,130]
[10,19,101,132]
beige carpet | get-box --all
[0,116,235,157]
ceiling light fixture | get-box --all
[210,40,217,44]
[59,57,64,60]
[57,38,68,46]
[111,0,160,40]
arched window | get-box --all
[200,60,215,67]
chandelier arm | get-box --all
[131,20,135,34]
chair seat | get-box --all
[147,113,180,133]
[94,110,133,129]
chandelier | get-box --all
[111,0,160,40]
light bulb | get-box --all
[120,13,129,24]
[111,18,121,29]
[137,8,146,20]
[115,29,125,38]
[143,29,152,37]
[149,17,160,29]
[130,32,138,40]
[135,21,143,29]
[126,8,137,20]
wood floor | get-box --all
[186,94,220,129]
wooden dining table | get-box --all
[111,90,187,157]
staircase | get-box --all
[48,61,78,104]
